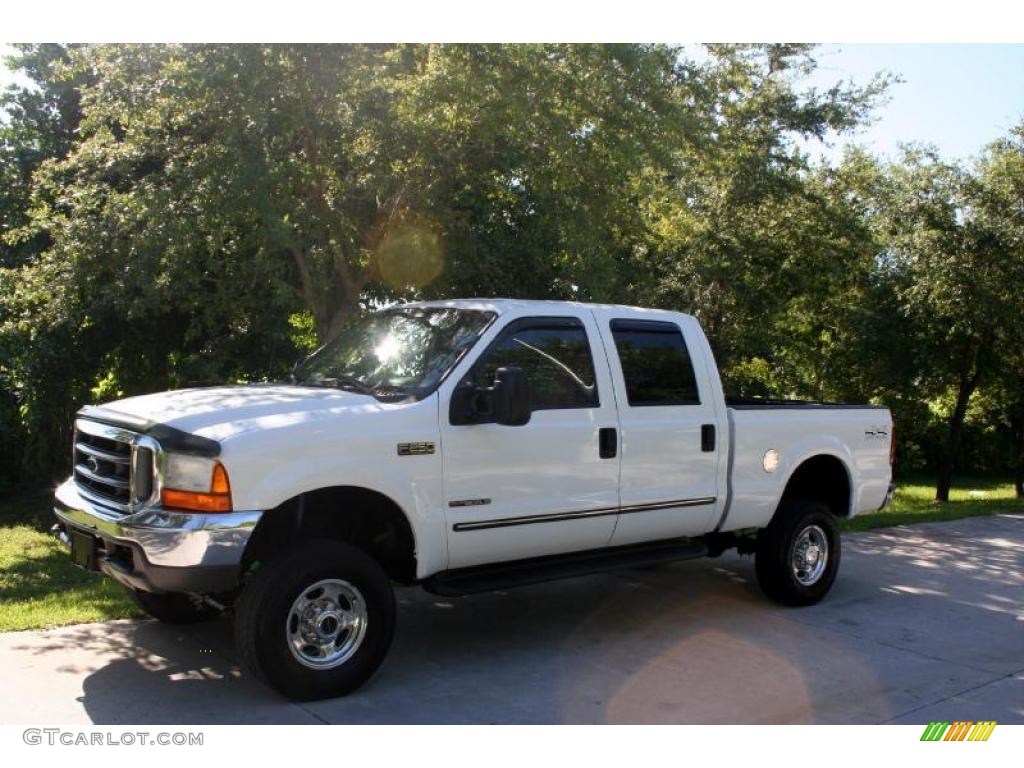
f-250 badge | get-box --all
[397,442,436,456]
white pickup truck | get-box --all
[53,299,894,700]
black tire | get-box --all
[755,500,841,607]
[234,539,396,701]
[127,587,219,624]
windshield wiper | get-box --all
[299,374,376,396]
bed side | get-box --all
[718,405,893,532]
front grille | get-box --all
[73,420,154,514]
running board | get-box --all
[423,538,708,596]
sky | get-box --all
[2,43,1023,162]
[802,44,1024,162]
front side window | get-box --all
[469,320,599,411]
[611,319,701,406]
[294,307,494,399]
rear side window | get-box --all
[470,319,599,411]
[610,320,701,406]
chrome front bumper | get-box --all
[53,478,262,594]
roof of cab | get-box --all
[400,298,685,317]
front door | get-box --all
[440,313,621,570]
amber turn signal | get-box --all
[161,462,232,512]
[161,488,232,512]
[211,462,231,494]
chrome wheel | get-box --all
[286,578,368,670]
[791,524,828,586]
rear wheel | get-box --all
[755,500,840,606]
[127,588,218,624]
[234,539,396,700]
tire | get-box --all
[234,539,396,701]
[755,500,841,607]
[127,587,219,624]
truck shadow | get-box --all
[11,515,1023,724]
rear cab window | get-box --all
[609,319,701,406]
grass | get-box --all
[0,476,1021,632]
[0,491,140,632]
[841,475,1024,532]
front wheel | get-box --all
[234,539,396,701]
[755,500,841,606]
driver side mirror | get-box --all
[450,366,532,426]
[492,366,532,426]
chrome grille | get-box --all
[73,419,156,514]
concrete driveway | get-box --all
[1,514,1021,725]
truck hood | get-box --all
[85,384,379,443]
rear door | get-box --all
[440,312,621,569]
[592,310,725,545]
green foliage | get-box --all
[0,45,92,488]
[0,43,698,485]
[0,43,1023,496]
[288,311,320,354]
[841,475,1024,532]
[0,493,139,631]
[633,46,894,380]
[870,145,1024,497]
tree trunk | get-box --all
[935,368,981,502]
[290,244,367,345]
[1011,409,1024,499]
[320,293,361,345]
[319,249,366,344]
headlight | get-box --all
[160,453,232,513]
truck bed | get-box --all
[718,401,893,531]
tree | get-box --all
[0,44,90,490]
[3,42,1018,495]
[16,44,691,344]
[630,45,892,387]
[877,146,1024,500]
[975,126,1024,496]
[1,43,694,484]
[0,44,86,268]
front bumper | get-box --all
[53,478,262,594]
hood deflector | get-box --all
[77,405,221,458]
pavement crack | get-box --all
[295,703,331,724]
[881,667,1022,724]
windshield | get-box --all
[293,307,495,398]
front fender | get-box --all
[213,401,446,578]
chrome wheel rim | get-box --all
[286,578,368,670]
[792,525,829,586]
